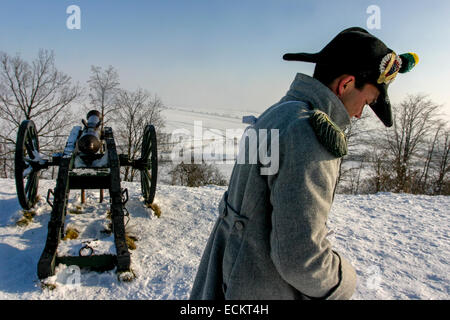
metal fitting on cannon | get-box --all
[78,110,103,155]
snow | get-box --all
[21,150,48,178]
[328,193,449,299]
[58,237,117,257]
[31,150,47,165]
[159,106,254,181]
[0,177,448,300]
[22,166,33,178]
[63,126,81,157]
[74,151,109,168]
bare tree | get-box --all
[87,65,120,127]
[0,136,10,178]
[415,121,445,193]
[337,113,373,193]
[433,128,450,195]
[114,88,165,181]
[365,145,394,193]
[385,94,440,193]
[334,93,448,196]
[0,49,80,176]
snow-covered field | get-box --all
[158,105,256,183]
[0,177,448,300]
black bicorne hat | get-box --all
[283,27,419,127]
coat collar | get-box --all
[283,73,351,130]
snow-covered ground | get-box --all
[0,177,448,300]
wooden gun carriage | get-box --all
[14,110,157,279]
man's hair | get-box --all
[313,63,373,90]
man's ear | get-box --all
[337,75,355,97]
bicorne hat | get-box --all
[283,27,419,127]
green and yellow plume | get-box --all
[399,53,419,73]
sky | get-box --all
[1,0,449,120]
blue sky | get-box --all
[1,0,449,119]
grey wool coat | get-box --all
[190,73,357,300]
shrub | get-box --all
[169,161,227,187]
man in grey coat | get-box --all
[190,27,418,300]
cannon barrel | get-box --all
[78,110,102,154]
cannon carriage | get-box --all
[14,110,158,279]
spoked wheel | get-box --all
[15,120,40,210]
[140,124,158,205]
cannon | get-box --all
[78,110,103,155]
[14,110,158,279]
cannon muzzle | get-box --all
[78,110,102,154]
